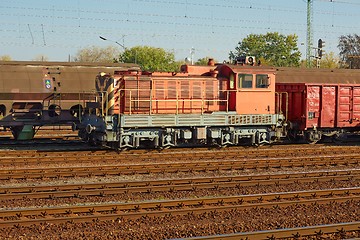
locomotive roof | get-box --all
[276,67,360,84]
[221,64,277,73]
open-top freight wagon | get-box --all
[276,68,360,143]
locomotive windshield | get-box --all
[238,74,270,89]
[238,74,253,88]
[256,74,270,88]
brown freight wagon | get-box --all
[0,61,139,139]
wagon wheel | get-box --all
[332,132,346,144]
[305,130,322,144]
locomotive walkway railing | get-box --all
[118,88,232,115]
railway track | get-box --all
[0,154,359,180]
[184,222,360,239]
[1,145,360,239]
[0,187,359,228]
[0,144,359,168]
[0,169,358,200]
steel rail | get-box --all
[0,145,359,165]
[0,187,359,228]
[180,222,360,240]
[0,155,359,180]
[0,169,359,200]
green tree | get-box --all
[119,46,180,72]
[0,55,12,61]
[73,46,120,63]
[338,34,360,69]
[195,57,215,66]
[319,52,340,69]
[229,32,301,67]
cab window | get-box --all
[238,74,253,88]
[256,74,270,88]
[229,74,235,89]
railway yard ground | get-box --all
[0,134,360,239]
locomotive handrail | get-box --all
[119,88,232,115]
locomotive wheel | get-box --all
[253,131,270,146]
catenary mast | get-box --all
[306,0,313,68]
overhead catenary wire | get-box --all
[0,0,359,60]
[27,23,34,45]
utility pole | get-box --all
[306,0,313,68]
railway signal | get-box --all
[317,39,324,58]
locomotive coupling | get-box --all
[86,124,97,134]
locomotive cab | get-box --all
[216,65,275,115]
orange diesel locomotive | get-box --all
[78,61,287,149]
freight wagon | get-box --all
[276,67,360,143]
[0,61,139,140]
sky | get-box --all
[1,0,360,62]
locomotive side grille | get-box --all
[122,115,150,126]
[154,81,165,99]
[227,115,274,125]
[120,114,278,128]
[167,81,177,99]
[152,116,177,125]
[122,77,151,113]
[228,115,250,125]
[181,80,190,98]
[177,117,202,125]
[203,115,228,125]
[192,81,202,99]
[252,115,272,124]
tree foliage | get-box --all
[73,46,120,63]
[229,32,301,67]
[0,55,12,61]
[338,34,360,69]
[119,46,180,72]
[195,57,215,66]
[319,52,340,69]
